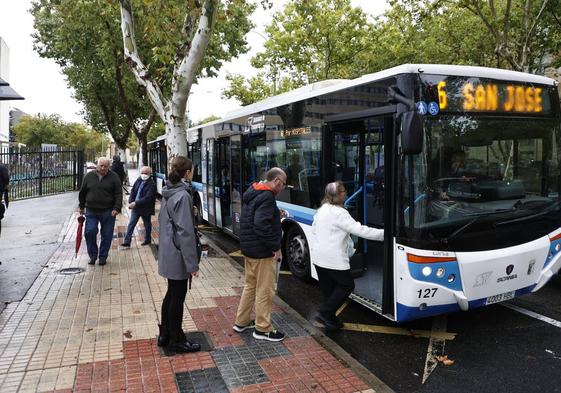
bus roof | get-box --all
[187,64,557,131]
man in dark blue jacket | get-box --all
[122,166,156,247]
[233,167,287,342]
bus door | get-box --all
[215,137,235,233]
[325,116,394,313]
[205,139,216,226]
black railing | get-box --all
[0,147,84,201]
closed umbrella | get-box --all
[75,215,85,258]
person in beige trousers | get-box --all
[233,168,287,342]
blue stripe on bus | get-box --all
[276,201,316,226]
[192,181,203,192]
[396,284,536,322]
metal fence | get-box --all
[0,147,84,201]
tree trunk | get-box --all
[138,133,148,167]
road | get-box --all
[201,227,561,393]
[0,192,78,314]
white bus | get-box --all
[153,64,561,322]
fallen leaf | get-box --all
[123,330,133,338]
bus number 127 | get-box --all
[417,288,438,298]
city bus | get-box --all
[152,64,561,322]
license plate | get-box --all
[485,290,515,305]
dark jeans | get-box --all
[161,278,189,341]
[123,209,151,244]
[85,209,116,260]
[315,265,355,320]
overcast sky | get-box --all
[0,0,388,125]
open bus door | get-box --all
[324,114,396,317]
[214,136,242,236]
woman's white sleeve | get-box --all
[334,209,384,241]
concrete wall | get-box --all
[0,38,10,143]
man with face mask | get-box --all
[122,166,156,247]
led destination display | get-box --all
[421,75,554,115]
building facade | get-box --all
[0,38,11,144]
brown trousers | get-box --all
[235,256,276,332]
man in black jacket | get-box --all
[121,166,156,247]
[78,157,122,265]
[233,167,287,342]
[111,155,126,185]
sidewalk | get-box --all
[0,195,380,393]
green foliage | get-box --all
[224,0,374,105]
[457,0,561,72]
[12,114,109,154]
[147,121,166,143]
[222,73,300,106]
[31,0,150,149]
[192,115,221,126]
[369,1,496,70]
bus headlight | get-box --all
[436,267,445,278]
[447,274,456,282]
[555,243,561,252]
[422,266,432,276]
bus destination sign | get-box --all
[421,76,553,115]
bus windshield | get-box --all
[399,115,561,250]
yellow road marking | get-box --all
[342,322,456,340]
[228,250,244,257]
[336,301,349,316]
[279,270,292,275]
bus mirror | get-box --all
[401,111,423,154]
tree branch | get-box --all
[170,0,218,127]
[119,0,167,121]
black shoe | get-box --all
[166,340,201,354]
[157,324,170,347]
[98,258,107,266]
[88,258,96,265]
[121,242,131,248]
[141,240,151,246]
[253,329,285,342]
[233,320,255,332]
[315,313,343,331]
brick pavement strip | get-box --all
[0,201,382,393]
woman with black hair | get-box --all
[157,156,200,354]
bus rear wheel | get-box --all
[285,226,311,280]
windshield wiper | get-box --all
[494,200,561,227]
[441,209,513,244]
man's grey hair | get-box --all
[140,166,152,174]
[264,167,286,182]
[97,157,110,166]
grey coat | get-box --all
[158,181,198,280]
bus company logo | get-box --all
[497,265,517,283]
[473,271,492,287]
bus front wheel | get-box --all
[285,226,311,280]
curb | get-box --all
[202,233,395,393]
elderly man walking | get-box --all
[233,167,288,342]
[78,157,122,265]
[122,166,156,247]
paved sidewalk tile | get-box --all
[0,201,375,392]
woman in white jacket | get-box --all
[311,181,384,330]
